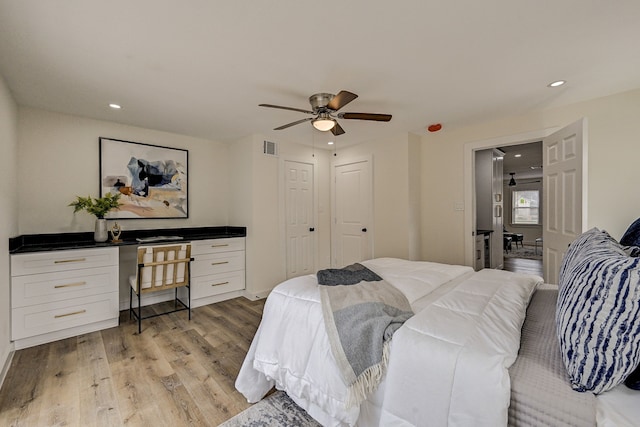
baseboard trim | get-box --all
[242,289,270,300]
[0,347,15,390]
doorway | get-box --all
[464,120,587,284]
[499,142,543,277]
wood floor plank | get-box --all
[503,256,543,276]
[109,357,166,426]
[169,355,249,425]
[205,305,259,350]
[0,297,266,426]
[0,344,49,426]
[211,341,254,385]
[76,331,122,426]
[36,337,80,426]
[187,307,238,348]
[159,373,210,426]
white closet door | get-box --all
[332,158,373,268]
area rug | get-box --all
[504,245,542,260]
[219,391,321,427]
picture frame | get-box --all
[99,137,188,219]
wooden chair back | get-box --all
[133,243,192,294]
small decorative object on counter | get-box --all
[68,193,121,242]
[110,222,122,243]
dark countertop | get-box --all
[9,226,246,254]
[476,229,494,235]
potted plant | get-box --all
[69,193,121,242]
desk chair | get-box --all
[504,232,524,249]
[504,236,513,253]
[129,243,193,333]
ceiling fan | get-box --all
[259,90,392,136]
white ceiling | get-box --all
[1,1,639,148]
[499,142,542,180]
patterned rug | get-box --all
[220,391,321,427]
[504,245,542,260]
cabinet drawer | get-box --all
[192,251,244,277]
[12,266,118,308]
[12,292,119,340]
[191,270,245,299]
[11,247,118,276]
[190,238,245,255]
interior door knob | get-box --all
[362,228,367,232]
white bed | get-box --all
[235,258,639,426]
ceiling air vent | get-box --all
[263,140,278,157]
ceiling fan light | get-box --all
[312,118,336,132]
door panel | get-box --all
[332,159,372,267]
[285,160,315,278]
[543,118,586,284]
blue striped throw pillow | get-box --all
[557,228,640,393]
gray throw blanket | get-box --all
[317,263,413,407]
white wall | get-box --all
[0,76,18,380]
[421,88,640,265]
[407,134,422,260]
[17,107,230,234]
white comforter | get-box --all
[235,258,541,426]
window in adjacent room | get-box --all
[512,190,539,225]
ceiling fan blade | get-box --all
[259,104,314,114]
[339,112,392,122]
[331,122,345,136]
[274,117,313,130]
[327,91,358,111]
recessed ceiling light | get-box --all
[548,80,566,88]
[327,141,334,145]
[514,154,522,158]
[109,103,122,109]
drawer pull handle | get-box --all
[211,244,229,247]
[55,309,86,319]
[54,258,87,264]
[211,281,229,287]
[211,261,229,265]
[54,281,87,289]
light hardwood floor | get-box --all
[0,297,266,426]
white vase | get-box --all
[94,218,108,242]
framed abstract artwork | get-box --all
[99,137,188,219]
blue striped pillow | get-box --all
[557,228,640,393]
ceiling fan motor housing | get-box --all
[309,93,334,112]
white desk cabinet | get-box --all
[11,247,119,349]
[189,237,245,307]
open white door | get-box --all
[542,118,587,284]
[331,157,373,267]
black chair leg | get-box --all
[137,291,142,334]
